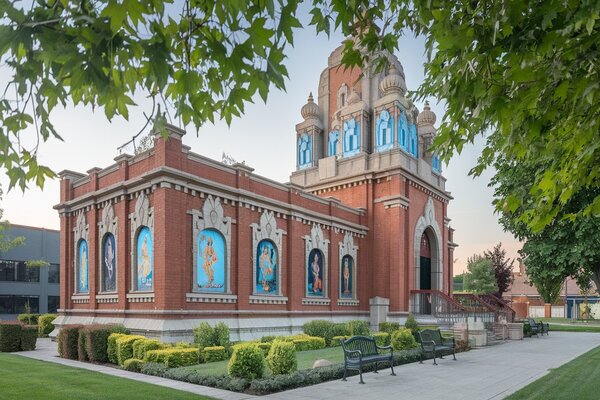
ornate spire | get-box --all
[379,63,406,96]
[417,101,437,127]
[301,92,320,120]
[347,89,361,105]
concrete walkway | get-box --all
[17,332,600,400]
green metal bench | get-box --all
[340,335,395,384]
[527,318,550,336]
[418,328,456,365]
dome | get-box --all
[347,89,361,105]
[379,63,407,96]
[301,92,320,120]
[417,101,436,126]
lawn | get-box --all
[0,353,214,400]
[538,317,600,325]
[180,346,345,376]
[547,324,600,333]
[505,345,600,400]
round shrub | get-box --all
[0,321,22,352]
[20,325,38,351]
[372,332,390,347]
[228,343,265,380]
[267,340,297,375]
[38,314,57,337]
[391,328,418,351]
[379,322,400,334]
[346,320,370,336]
[302,320,334,346]
[193,322,213,349]
[124,358,146,372]
[332,323,350,338]
[404,313,419,339]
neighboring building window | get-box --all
[409,123,418,157]
[432,154,441,173]
[398,111,408,151]
[337,84,348,109]
[298,133,312,169]
[340,255,354,299]
[135,226,153,291]
[343,119,360,157]
[48,296,60,313]
[77,239,89,293]
[48,263,60,284]
[0,260,40,282]
[101,233,117,292]
[256,239,278,295]
[197,229,226,292]
[0,295,39,314]
[375,110,394,152]
[328,130,339,156]
[307,249,324,297]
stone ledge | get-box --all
[249,295,288,305]
[337,299,360,306]
[126,292,155,303]
[71,295,90,304]
[186,293,238,304]
[301,297,332,306]
[96,294,119,303]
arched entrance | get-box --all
[419,233,432,291]
[416,227,440,291]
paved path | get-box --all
[17,332,600,400]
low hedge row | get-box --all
[133,338,164,360]
[124,358,146,372]
[78,329,88,361]
[17,313,40,326]
[84,325,128,363]
[203,346,228,363]
[20,325,38,351]
[302,320,371,346]
[0,321,23,352]
[116,335,146,366]
[291,336,326,352]
[38,314,57,337]
[145,348,200,368]
[108,333,127,364]
[58,325,82,359]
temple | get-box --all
[53,41,456,341]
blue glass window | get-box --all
[409,123,418,157]
[398,111,408,151]
[328,130,339,156]
[432,154,441,173]
[375,110,394,152]
[343,119,360,157]
[298,133,312,169]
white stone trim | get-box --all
[126,293,155,303]
[249,295,288,305]
[191,196,233,294]
[303,224,330,299]
[251,211,285,297]
[302,298,331,306]
[129,192,154,292]
[96,294,119,303]
[98,203,118,294]
[73,212,89,295]
[339,233,358,301]
[186,293,238,303]
[337,299,360,306]
[71,295,90,304]
[414,196,443,291]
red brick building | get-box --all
[54,42,456,341]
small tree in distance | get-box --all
[484,243,514,298]
[464,255,498,295]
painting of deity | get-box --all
[197,229,225,292]
[136,227,153,291]
[102,233,116,292]
[340,255,353,298]
[256,240,277,295]
[78,240,89,293]
[307,249,324,296]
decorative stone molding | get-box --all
[71,295,90,304]
[302,298,331,306]
[249,295,288,305]
[98,203,118,293]
[126,293,155,303]
[191,195,233,294]
[186,293,238,303]
[339,232,358,301]
[96,294,119,304]
[337,299,360,306]
[129,192,154,292]
[303,224,330,300]
[73,212,89,295]
[413,197,443,290]
[251,211,285,298]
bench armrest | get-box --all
[376,344,393,354]
[441,336,455,347]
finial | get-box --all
[308,92,314,102]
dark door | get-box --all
[420,256,431,290]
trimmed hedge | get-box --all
[257,342,272,356]
[133,338,164,360]
[203,346,228,363]
[266,340,297,375]
[145,348,200,368]
[331,335,350,346]
[78,328,88,361]
[391,328,418,351]
[84,324,126,363]
[124,358,146,372]
[332,323,350,338]
[302,320,335,346]
[116,335,146,366]
[260,335,276,343]
[404,313,419,339]
[372,332,390,347]
[20,325,38,351]
[58,325,82,359]
[17,313,40,326]
[38,314,57,337]
[346,320,370,336]
[193,322,230,351]
[141,361,169,377]
[292,336,326,351]
[0,321,22,352]
[108,333,127,364]
[379,322,401,334]
[228,343,265,380]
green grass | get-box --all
[0,353,214,400]
[538,317,600,325]
[547,324,600,333]
[180,346,345,376]
[505,345,600,400]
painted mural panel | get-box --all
[256,239,277,295]
[136,226,153,291]
[307,249,324,296]
[340,255,353,298]
[102,233,116,292]
[198,229,225,292]
[78,240,89,293]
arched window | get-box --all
[343,119,360,157]
[135,226,153,291]
[298,133,312,169]
[101,233,116,292]
[197,229,226,292]
[307,249,324,297]
[328,130,339,156]
[375,110,394,152]
[409,123,418,157]
[337,84,348,109]
[77,239,89,293]
[398,111,408,151]
[340,255,354,299]
[256,239,278,295]
[432,154,441,173]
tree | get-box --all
[0,186,26,253]
[483,243,514,298]
[463,255,498,295]
[452,272,466,292]
[1,1,598,233]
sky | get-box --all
[0,11,521,275]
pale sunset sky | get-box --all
[0,10,521,275]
